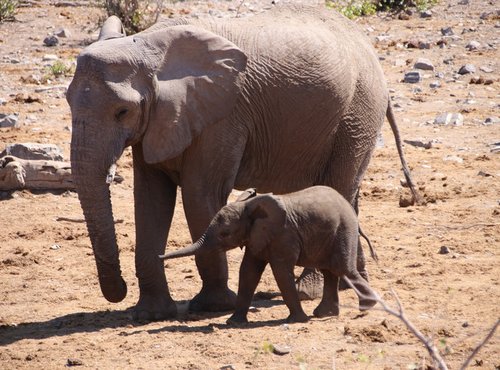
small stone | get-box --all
[272,345,291,356]
[430,80,441,88]
[398,12,410,20]
[42,54,58,61]
[420,10,432,18]
[0,98,6,105]
[435,71,445,79]
[0,113,19,128]
[465,40,481,51]
[443,57,454,65]
[439,246,450,254]
[219,366,235,370]
[55,27,71,38]
[458,0,469,4]
[418,41,431,49]
[443,155,464,163]
[479,66,494,73]
[434,113,464,126]
[404,71,422,83]
[67,358,83,366]
[484,117,499,125]
[462,321,469,328]
[43,35,59,47]
[458,64,476,75]
[441,27,454,36]
[50,244,61,250]
[414,58,434,71]
[477,171,492,177]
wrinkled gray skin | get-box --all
[160,186,379,323]
[67,6,419,321]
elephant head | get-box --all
[159,194,287,260]
[67,16,247,303]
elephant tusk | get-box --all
[106,163,117,184]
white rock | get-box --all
[414,58,434,71]
[434,113,464,126]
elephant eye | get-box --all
[220,231,230,239]
[115,108,128,121]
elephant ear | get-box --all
[139,25,248,163]
[234,188,257,203]
[245,195,287,255]
[98,16,126,41]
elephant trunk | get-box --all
[159,236,208,260]
[71,122,127,303]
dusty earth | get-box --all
[0,0,499,368]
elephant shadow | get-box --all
[0,293,288,345]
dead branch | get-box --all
[459,319,499,370]
[342,277,499,369]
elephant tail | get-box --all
[386,101,423,205]
[359,226,378,262]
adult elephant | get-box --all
[67,5,419,320]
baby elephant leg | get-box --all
[270,261,308,323]
[345,272,378,311]
[313,270,340,318]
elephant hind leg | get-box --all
[343,272,378,311]
[313,271,339,318]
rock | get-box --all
[458,64,476,75]
[0,98,6,105]
[435,71,445,79]
[443,57,454,65]
[43,35,59,47]
[42,54,58,61]
[55,27,71,38]
[443,155,464,163]
[465,40,481,51]
[434,113,464,126]
[430,80,441,88]
[272,345,291,356]
[414,58,434,71]
[458,0,469,4]
[484,117,499,125]
[439,246,450,254]
[67,358,83,367]
[462,321,469,328]
[0,143,64,161]
[404,71,422,83]
[479,65,494,73]
[0,113,19,128]
[441,27,454,36]
[403,139,432,149]
[420,10,432,18]
[418,41,431,49]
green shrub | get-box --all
[327,0,377,19]
[0,0,18,22]
[101,0,164,34]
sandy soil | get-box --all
[0,0,498,368]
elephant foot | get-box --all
[286,311,309,323]
[226,313,248,326]
[295,268,323,300]
[132,292,177,321]
[359,296,378,311]
[313,303,339,318]
[189,286,236,312]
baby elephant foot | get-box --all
[286,312,309,323]
[313,303,339,318]
[132,292,177,321]
[226,313,248,326]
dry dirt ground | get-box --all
[0,0,499,368]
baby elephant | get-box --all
[160,186,378,324]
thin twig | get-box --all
[459,319,499,370]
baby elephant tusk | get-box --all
[106,163,117,184]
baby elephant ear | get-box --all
[245,195,287,255]
[234,188,257,202]
[139,25,248,164]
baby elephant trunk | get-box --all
[159,238,205,260]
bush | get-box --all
[0,0,18,22]
[326,0,438,18]
[101,0,164,34]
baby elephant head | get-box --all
[159,194,286,260]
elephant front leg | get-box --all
[270,261,308,323]
[132,145,178,321]
[227,251,267,325]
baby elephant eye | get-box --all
[219,231,230,239]
[115,108,128,121]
